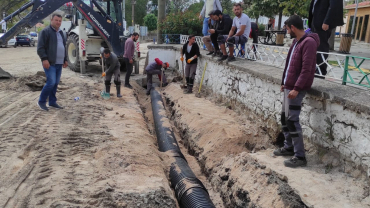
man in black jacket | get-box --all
[308,0,344,75]
[181,35,200,94]
[207,10,233,57]
[37,13,68,111]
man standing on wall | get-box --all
[37,13,68,111]
[308,0,344,76]
[123,32,140,89]
[217,3,251,62]
[181,35,200,94]
[273,15,319,168]
[199,0,222,46]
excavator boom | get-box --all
[0,0,125,56]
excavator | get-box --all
[0,0,128,72]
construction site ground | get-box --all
[0,43,369,207]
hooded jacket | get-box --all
[215,14,233,35]
[281,33,320,91]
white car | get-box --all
[0,33,17,48]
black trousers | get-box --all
[312,24,331,75]
[210,33,220,51]
[124,57,133,85]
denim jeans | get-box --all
[203,17,210,36]
[39,64,62,105]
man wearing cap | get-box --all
[145,58,169,95]
[199,0,222,40]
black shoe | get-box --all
[206,51,214,55]
[116,85,122,97]
[228,56,236,62]
[124,84,133,89]
[162,83,168,87]
[273,147,295,156]
[284,156,307,168]
[37,102,49,111]
[218,55,228,61]
[146,91,150,96]
[49,103,64,109]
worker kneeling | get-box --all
[101,49,122,97]
[146,58,169,95]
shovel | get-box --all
[100,56,110,100]
[160,68,164,92]
[180,60,187,89]
[195,62,207,98]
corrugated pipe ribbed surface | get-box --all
[150,88,215,208]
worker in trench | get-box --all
[145,58,169,95]
[101,48,122,97]
[181,35,201,94]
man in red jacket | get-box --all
[145,58,169,95]
[273,15,320,168]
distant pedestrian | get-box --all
[308,0,344,75]
[199,0,222,39]
[37,13,68,111]
[123,32,140,89]
[218,3,251,62]
[273,15,320,168]
[145,58,169,95]
[181,35,200,94]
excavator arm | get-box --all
[0,0,125,56]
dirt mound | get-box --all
[1,71,46,91]
[0,67,12,79]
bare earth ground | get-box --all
[0,46,176,207]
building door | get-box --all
[361,15,369,42]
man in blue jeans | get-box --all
[37,13,68,111]
[199,0,222,48]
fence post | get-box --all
[342,56,349,85]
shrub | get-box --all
[144,14,158,31]
[159,11,203,36]
[258,23,266,36]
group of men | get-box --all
[201,3,254,62]
[36,12,139,111]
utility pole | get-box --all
[131,0,136,26]
[157,0,165,43]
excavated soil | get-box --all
[0,46,176,207]
[162,84,370,208]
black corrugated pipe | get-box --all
[150,88,215,208]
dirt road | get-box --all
[0,46,176,207]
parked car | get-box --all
[30,32,37,37]
[16,35,36,47]
[0,33,17,48]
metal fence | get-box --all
[179,35,370,89]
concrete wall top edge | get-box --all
[148,44,370,114]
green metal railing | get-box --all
[342,55,370,88]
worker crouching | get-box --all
[181,35,200,94]
[146,58,169,95]
[101,49,122,97]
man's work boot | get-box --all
[218,55,228,61]
[116,85,122,97]
[105,81,111,94]
[49,103,64,109]
[184,78,194,94]
[284,156,307,168]
[125,84,133,89]
[212,51,220,57]
[206,51,214,55]
[273,147,295,156]
[184,77,190,93]
[37,102,49,111]
[227,56,236,62]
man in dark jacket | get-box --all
[309,0,344,75]
[145,58,169,95]
[203,10,233,57]
[101,49,122,97]
[37,13,68,111]
[181,35,200,94]
[273,15,320,168]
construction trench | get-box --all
[0,44,370,207]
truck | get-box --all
[0,0,128,72]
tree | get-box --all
[125,0,147,26]
[144,13,157,31]
[281,0,311,18]
[186,1,204,14]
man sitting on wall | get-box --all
[202,10,219,55]
[217,3,251,62]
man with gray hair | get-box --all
[37,13,68,111]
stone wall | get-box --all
[148,44,370,175]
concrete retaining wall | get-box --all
[148,44,370,175]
